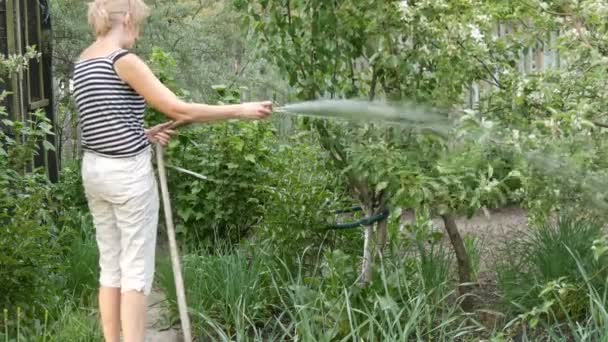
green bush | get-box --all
[497,213,607,321]
[51,161,99,306]
[259,130,349,255]
[0,108,62,312]
[159,85,277,249]
[166,119,277,249]
[0,49,106,337]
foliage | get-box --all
[58,230,99,305]
[233,0,523,298]
[159,237,473,341]
[144,47,188,126]
[157,247,277,339]
[163,85,277,248]
[258,129,347,254]
[0,51,61,312]
[0,47,98,333]
[48,160,99,306]
[0,106,98,330]
[497,214,607,322]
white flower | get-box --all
[469,24,484,42]
[512,129,520,140]
[398,0,409,16]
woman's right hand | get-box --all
[239,101,273,120]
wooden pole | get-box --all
[155,143,193,342]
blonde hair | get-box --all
[88,0,150,37]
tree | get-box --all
[233,1,504,298]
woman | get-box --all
[74,1,272,341]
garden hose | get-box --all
[329,207,390,230]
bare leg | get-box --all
[99,286,121,342]
[121,290,147,342]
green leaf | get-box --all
[43,140,55,152]
[244,154,256,164]
[375,181,389,193]
[377,295,398,311]
[177,207,193,222]
[529,317,539,328]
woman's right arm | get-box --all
[114,54,272,124]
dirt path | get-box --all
[443,207,528,268]
[146,289,181,342]
[414,206,529,270]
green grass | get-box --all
[497,214,606,318]
[156,246,276,340]
[496,251,608,341]
[0,303,101,342]
[158,241,478,341]
[265,252,477,341]
[493,213,608,340]
[61,232,99,306]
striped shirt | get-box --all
[73,49,149,158]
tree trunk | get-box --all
[376,217,388,256]
[441,214,474,311]
[360,222,375,284]
[399,209,415,232]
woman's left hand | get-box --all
[145,121,177,146]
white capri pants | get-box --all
[82,148,159,296]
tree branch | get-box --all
[455,39,504,89]
[593,121,608,129]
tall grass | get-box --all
[158,241,478,341]
[497,214,605,317]
[156,246,275,340]
[496,214,608,340]
[266,251,478,341]
[499,248,608,341]
[0,304,101,342]
[60,230,99,305]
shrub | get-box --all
[497,213,607,321]
[259,130,349,256]
[166,119,277,249]
[160,85,278,250]
[0,107,62,312]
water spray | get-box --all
[274,99,452,136]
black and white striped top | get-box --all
[73,49,149,158]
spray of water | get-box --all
[277,100,452,136]
[278,100,608,212]
[525,150,608,212]
[174,98,608,213]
